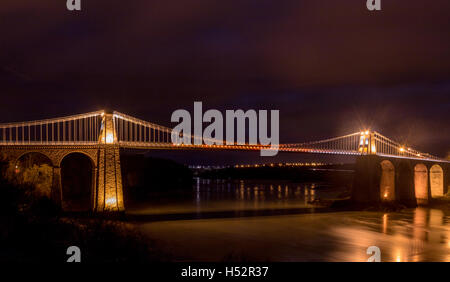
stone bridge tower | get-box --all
[95,112,124,212]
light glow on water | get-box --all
[127,180,450,262]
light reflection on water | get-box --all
[129,179,348,215]
[129,179,450,262]
[191,178,345,208]
[325,208,450,262]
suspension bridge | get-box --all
[0,110,448,212]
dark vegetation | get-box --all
[0,159,169,263]
[198,164,355,186]
[121,155,193,205]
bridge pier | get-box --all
[51,167,62,208]
[352,155,419,207]
[94,145,124,212]
[352,155,449,207]
[397,161,416,206]
[93,112,124,212]
[443,166,448,194]
[352,155,383,205]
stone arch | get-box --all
[430,164,444,198]
[14,152,54,198]
[60,152,95,211]
[380,160,395,201]
[414,163,428,205]
[57,150,96,168]
[15,151,56,167]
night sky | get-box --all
[1,0,449,164]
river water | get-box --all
[127,179,450,262]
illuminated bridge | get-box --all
[0,111,448,212]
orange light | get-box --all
[399,147,405,152]
[105,197,117,206]
[105,133,114,144]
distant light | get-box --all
[399,147,405,152]
[365,130,369,135]
[384,192,388,198]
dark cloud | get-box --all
[0,0,449,161]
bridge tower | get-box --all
[358,131,376,154]
[94,112,124,212]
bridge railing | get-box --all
[113,111,223,147]
[113,111,173,145]
[0,111,103,145]
[372,131,442,161]
[279,132,362,155]
[278,131,445,161]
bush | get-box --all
[0,160,169,262]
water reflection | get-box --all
[129,179,450,262]
[327,208,450,262]
[191,178,343,205]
